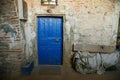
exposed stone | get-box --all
[0,53,24,77]
[0,0,26,78]
[0,0,120,78]
[26,0,120,67]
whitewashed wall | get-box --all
[23,0,120,66]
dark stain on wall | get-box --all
[0,24,16,34]
[0,0,23,78]
[0,53,9,80]
[23,0,28,19]
[0,24,16,50]
[0,41,9,50]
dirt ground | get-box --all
[5,66,120,80]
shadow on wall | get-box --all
[20,0,28,40]
[23,0,28,19]
[108,0,120,3]
[0,53,9,80]
[116,0,120,2]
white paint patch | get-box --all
[74,51,120,74]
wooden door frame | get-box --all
[34,14,66,66]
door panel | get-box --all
[37,17,63,65]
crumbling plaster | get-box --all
[0,0,119,77]
[0,0,26,77]
[23,0,120,67]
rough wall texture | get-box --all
[24,0,120,66]
[0,0,25,78]
[25,0,119,45]
[0,0,120,77]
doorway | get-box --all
[37,16,63,65]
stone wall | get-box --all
[24,0,120,66]
[0,0,120,78]
[25,0,120,45]
[0,0,26,78]
[0,52,24,78]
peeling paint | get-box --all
[0,24,16,35]
[22,0,120,67]
[0,0,120,72]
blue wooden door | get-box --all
[37,17,63,65]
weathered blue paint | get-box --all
[37,17,63,65]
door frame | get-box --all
[35,14,65,66]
